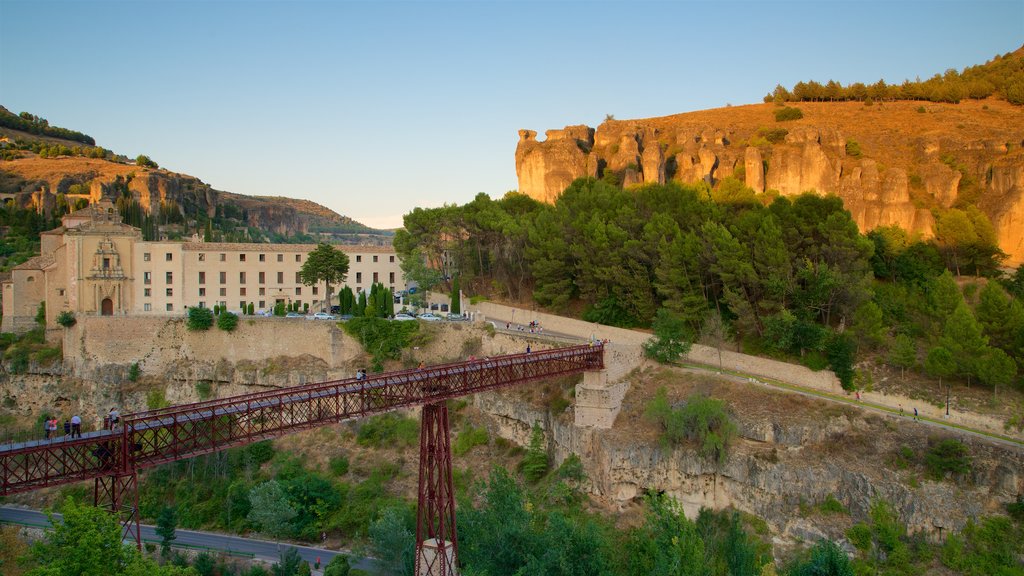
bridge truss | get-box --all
[1,343,604,575]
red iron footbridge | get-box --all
[1,343,604,576]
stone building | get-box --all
[1,200,405,333]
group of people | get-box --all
[355,369,368,380]
[42,407,120,441]
[42,414,82,440]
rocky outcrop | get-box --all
[516,101,1024,264]
[474,386,1023,548]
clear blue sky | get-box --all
[1,0,1021,229]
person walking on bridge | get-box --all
[70,414,82,438]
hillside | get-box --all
[516,50,1024,264]
[0,111,390,245]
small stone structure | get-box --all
[574,369,629,429]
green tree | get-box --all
[925,346,956,391]
[522,422,549,482]
[888,334,917,381]
[643,308,694,364]
[929,270,963,321]
[217,311,238,332]
[155,505,177,556]
[322,555,351,576]
[977,347,1017,398]
[940,303,989,384]
[825,332,857,391]
[787,539,854,576]
[626,493,706,576]
[851,301,886,350]
[368,506,414,576]
[272,548,305,576]
[450,275,461,315]
[56,310,76,328]
[299,243,350,312]
[135,154,158,169]
[187,307,214,331]
[247,480,297,542]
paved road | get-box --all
[0,505,377,573]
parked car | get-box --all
[285,312,303,318]
[418,313,442,322]
[337,314,354,321]
[393,313,416,321]
[446,313,467,321]
[308,312,335,320]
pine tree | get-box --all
[888,334,917,381]
[521,423,548,483]
[940,302,989,384]
[155,505,177,555]
[450,275,461,315]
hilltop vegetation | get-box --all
[0,107,95,145]
[765,45,1024,105]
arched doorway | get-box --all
[101,298,113,316]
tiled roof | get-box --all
[12,254,55,270]
[180,242,395,253]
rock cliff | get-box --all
[516,100,1024,264]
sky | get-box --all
[1,1,1022,229]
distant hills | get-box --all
[0,106,391,245]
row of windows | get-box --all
[142,252,396,264]
[143,286,315,298]
[144,271,395,286]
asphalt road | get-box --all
[0,505,377,573]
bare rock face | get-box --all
[515,127,594,204]
[513,107,1024,263]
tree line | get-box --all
[0,110,96,145]
[764,48,1024,105]
[395,178,1021,392]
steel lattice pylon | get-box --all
[416,402,457,576]
[1,343,605,554]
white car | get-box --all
[393,313,416,321]
[417,313,442,322]
[308,312,335,320]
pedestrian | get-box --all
[63,419,70,436]
[526,344,531,354]
[43,416,52,440]
[108,407,120,428]
[899,404,904,416]
[855,391,861,401]
[914,407,919,421]
[418,361,425,370]
[70,414,82,438]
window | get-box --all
[390,255,395,263]
[144,303,151,312]
[373,255,378,263]
[199,271,206,284]
[356,272,362,284]
[219,271,226,284]
[295,272,301,283]
[58,289,65,296]
[220,253,226,262]
[277,254,283,262]
[144,288,151,297]
[198,302,205,309]
[240,287,247,296]
[373,272,379,283]
[259,287,265,296]
[389,272,395,284]
[295,254,301,262]
[259,301,265,309]
[240,272,246,284]
[143,253,151,262]
[144,272,151,285]
[166,288,173,296]
[166,272,173,284]
[240,254,246,262]
[240,301,246,309]
[167,303,173,311]
[356,255,362,263]
[295,300,302,307]
[277,272,284,283]
[296,287,302,295]
[313,286,318,295]
[198,253,205,261]
[103,257,110,269]
[165,253,173,261]
[259,254,266,262]
[199,287,206,297]
[259,272,265,284]
[220,288,227,297]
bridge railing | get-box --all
[2,344,603,496]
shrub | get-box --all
[147,388,170,410]
[195,380,213,400]
[453,425,489,456]
[925,439,971,480]
[645,388,737,463]
[356,413,419,448]
[845,140,862,158]
[56,311,76,328]
[521,423,548,482]
[774,106,804,121]
[818,494,847,515]
[187,307,214,331]
[128,362,140,382]
[217,311,238,332]
[135,154,158,169]
[759,127,789,143]
[329,454,350,476]
[33,346,62,366]
[916,106,926,113]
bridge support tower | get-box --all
[415,402,458,576]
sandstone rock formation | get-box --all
[515,101,1024,264]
